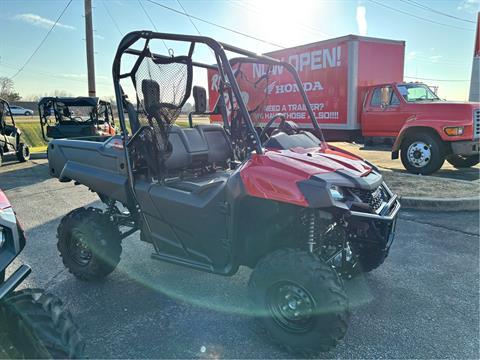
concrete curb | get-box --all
[401,196,480,212]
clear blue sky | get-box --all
[0,0,478,101]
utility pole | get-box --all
[469,13,480,102]
[85,0,96,97]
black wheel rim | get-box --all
[23,146,29,158]
[68,230,92,266]
[266,281,316,333]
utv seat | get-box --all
[164,124,231,171]
[195,124,232,166]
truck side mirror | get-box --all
[193,86,207,113]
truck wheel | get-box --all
[0,289,84,358]
[16,143,30,162]
[400,133,445,175]
[446,154,479,168]
[57,207,122,281]
[248,248,349,355]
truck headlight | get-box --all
[329,185,345,201]
[444,126,464,136]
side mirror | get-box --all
[193,86,207,113]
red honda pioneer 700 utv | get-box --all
[47,31,400,355]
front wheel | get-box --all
[446,154,479,168]
[16,143,30,162]
[0,289,84,358]
[400,133,445,175]
[57,207,122,281]
[248,248,349,356]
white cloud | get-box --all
[356,6,367,36]
[429,55,443,63]
[407,51,417,60]
[14,13,75,30]
[94,34,105,40]
[457,0,480,13]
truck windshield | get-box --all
[396,83,439,102]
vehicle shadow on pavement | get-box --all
[0,159,51,191]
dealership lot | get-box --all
[1,158,479,358]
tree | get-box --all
[0,77,21,102]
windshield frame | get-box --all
[396,83,440,102]
[227,56,325,142]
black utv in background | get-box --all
[0,98,30,166]
[39,96,116,140]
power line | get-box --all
[0,62,112,86]
[145,0,287,48]
[11,0,73,79]
[229,0,332,38]
[138,0,170,52]
[400,0,476,24]
[176,0,202,36]
[102,0,123,36]
[405,75,469,82]
[368,0,475,32]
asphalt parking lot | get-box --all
[1,158,479,359]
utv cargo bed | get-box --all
[48,136,129,203]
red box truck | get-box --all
[207,35,479,174]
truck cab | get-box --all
[361,82,480,174]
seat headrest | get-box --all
[142,79,160,115]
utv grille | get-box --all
[349,186,389,211]
[474,109,480,139]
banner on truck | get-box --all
[208,42,349,127]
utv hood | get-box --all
[240,146,383,208]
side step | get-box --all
[151,252,214,273]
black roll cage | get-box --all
[0,98,16,129]
[38,97,115,141]
[112,31,325,193]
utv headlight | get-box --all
[329,185,345,201]
[0,228,5,249]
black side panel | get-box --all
[137,173,231,271]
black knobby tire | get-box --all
[0,289,84,358]
[57,207,122,281]
[446,154,479,168]
[400,132,445,175]
[248,248,349,355]
[16,142,30,162]
[353,242,388,273]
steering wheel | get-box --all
[259,113,287,142]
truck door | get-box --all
[362,85,408,137]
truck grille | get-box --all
[349,186,389,211]
[474,109,480,139]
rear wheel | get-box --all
[57,207,122,281]
[16,143,30,162]
[400,132,445,175]
[0,289,84,358]
[446,154,479,168]
[248,248,349,356]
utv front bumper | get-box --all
[0,264,31,300]
[349,193,401,221]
